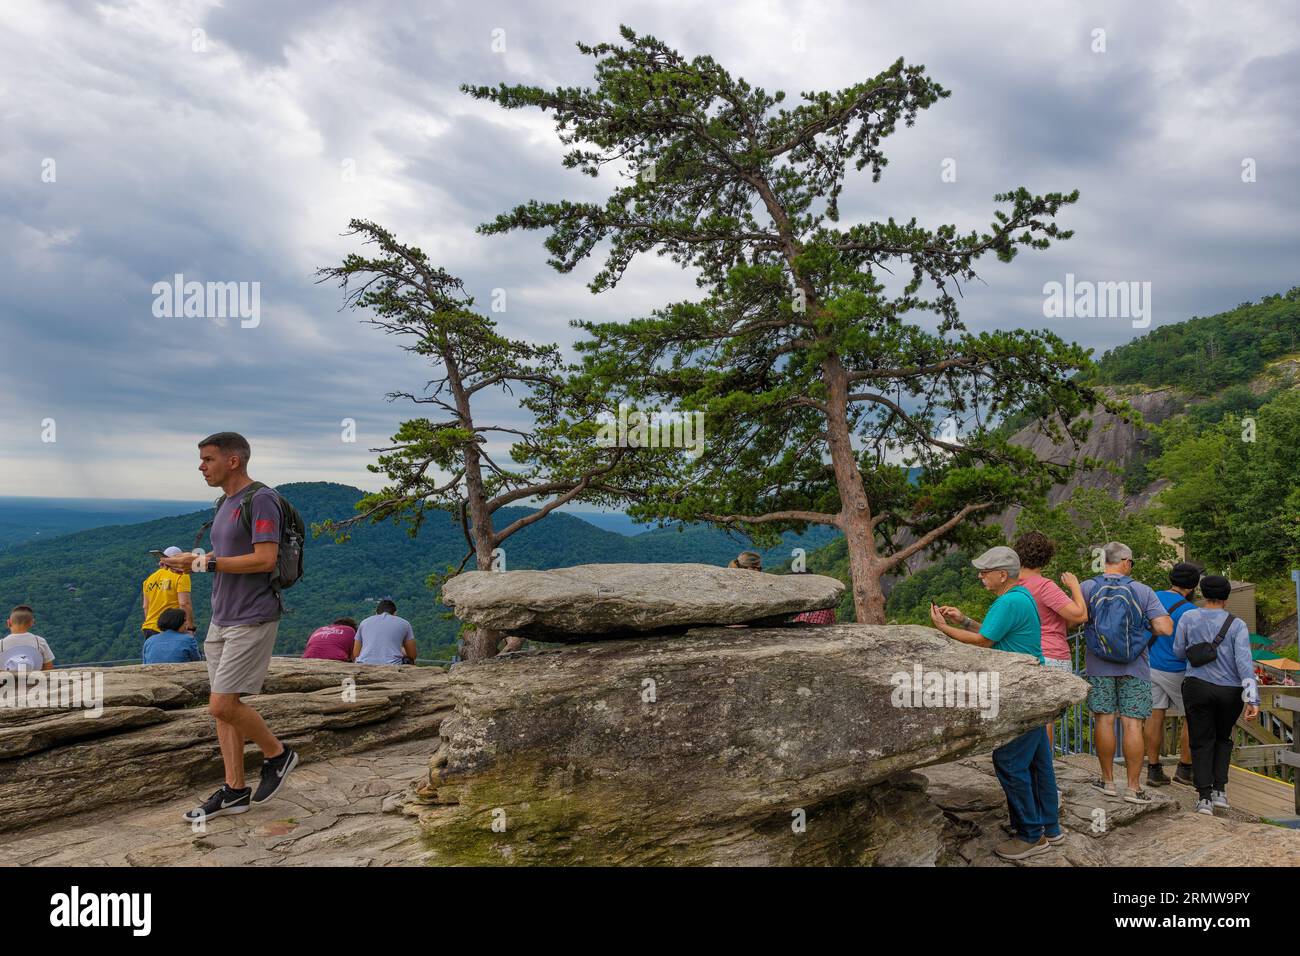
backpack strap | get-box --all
[193,482,269,548]
[1167,597,1192,614]
[1211,612,1236,648]
[235,481,269,535]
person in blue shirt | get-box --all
[143,608,204,664]
[1173,575,1260,816]
[931,546,1059,862]
[1144,562,1201,788]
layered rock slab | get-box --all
[0,659,452,834]
[440,563,844,639]
[408,624,1088,865]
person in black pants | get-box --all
[1172,575,1260,815]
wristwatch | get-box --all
[205,555,217,573]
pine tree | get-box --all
[317,219,636,657]
[467,28,1127,622]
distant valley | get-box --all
[0,483,838,665]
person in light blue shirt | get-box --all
[1173,574,1260,815]
[143,608,204,664]
[353,600,418,665]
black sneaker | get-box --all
[1172,763,1195,787]
[251,746,299,804]
[1146,762,1169,787]
[182,785,250,823]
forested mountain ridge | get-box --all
[0,481,837,664]
[807,286,1300,632]
[1086,286,1300,394]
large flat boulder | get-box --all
[440,563,844,639]
[407,624,1088,865]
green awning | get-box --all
[1249,634,1272,646]
[1252,648,1282,661]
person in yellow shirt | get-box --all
[142,546,194,639]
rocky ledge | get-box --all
[0,658,451,834]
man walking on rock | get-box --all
[162,432,298,822]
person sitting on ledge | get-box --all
[143,607,204,664]
[303,617,358,662]
[353,600,419,665]
[2,605,55,672]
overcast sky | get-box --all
[1,0,1296,500]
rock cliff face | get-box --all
[992,386,1185,538]
[407,624,1089,865]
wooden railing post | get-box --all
[1277,691,1300,815]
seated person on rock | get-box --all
[2,605,55,672]
[143,607,204,664]
[353,600,418,665]
[303,617,358,662]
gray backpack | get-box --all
[1,634,44,672]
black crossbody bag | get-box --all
[1186,612,1235,667]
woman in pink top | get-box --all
[1013,532,1088,748]
[303,617,359,662]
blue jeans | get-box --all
[992,727,1060,841]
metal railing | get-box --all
[1053,630,1299,800]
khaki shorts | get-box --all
[205,620,278,695]
[1150,668,1186,716]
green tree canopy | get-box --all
[1151,388,1300,579]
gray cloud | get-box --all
[0,0,1296,498]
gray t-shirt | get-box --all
[1082,574,1169,679]
[354,613,415,665]
[209,485,282,627]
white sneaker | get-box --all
[1211,789,1230,809]
[1195,799,1214,816]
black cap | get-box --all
[1169,562,1201,589]
[1200,575,1231,601]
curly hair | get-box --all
[1014,531,1056,570]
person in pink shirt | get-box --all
[303,618,358,662]
[1014,532,1088,748]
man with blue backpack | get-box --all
[1081,542,1174,806]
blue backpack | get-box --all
[1084,574,1151,664]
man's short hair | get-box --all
[8,605,34,627]
[1103,542,1133,565]
[157,607,187,632]
[334,617,358,629]
[376,599,397,615]
[198,431,251,466]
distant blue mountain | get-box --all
[0,497,213,551]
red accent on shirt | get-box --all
[254,518,275,535]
